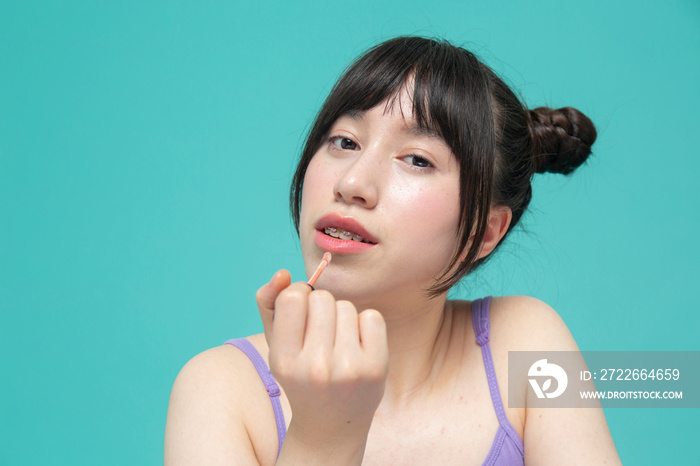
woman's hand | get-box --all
[256,270,389,464]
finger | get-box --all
[271,282,313,355]
[256,269,292,343]
[358,309,389,365]
[304,290,337,353]
[334,300,360,350]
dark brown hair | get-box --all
[290,36,596,295]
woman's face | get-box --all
[299,91,462,307]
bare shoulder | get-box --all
[476,295,578,441]
[488,296,621,465]
[488,295,579,351]
[164,336,279,466]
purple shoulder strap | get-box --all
[225,338,286,456]
[471,297,522,443]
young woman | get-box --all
[165,36,621,465]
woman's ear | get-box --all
[459,206,512,261]
[479,206,512,259]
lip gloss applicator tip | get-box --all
[308,252,332,288]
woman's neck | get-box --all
[359,293,459,408]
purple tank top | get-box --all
[225,296,525,464]
[471,296,525,465]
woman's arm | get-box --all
[257,271,389,466]
[164,346,266,465]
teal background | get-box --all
[2,1,698,464]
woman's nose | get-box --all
[333,152,380,209]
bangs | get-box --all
[321,37,473,158]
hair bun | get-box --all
[529,106,597,175]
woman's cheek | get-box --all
[301,159,328,209]
[387,180,460,232]
[387,183,461,262]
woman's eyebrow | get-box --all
[404,124,442,140]
[343,109,365,120]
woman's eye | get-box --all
[330,137,358,150]
[404,155,433,169]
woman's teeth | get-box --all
[323,227,371,243]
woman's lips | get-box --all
[314,214,378,254]
[315,214,378,244]
[314,230,375,253]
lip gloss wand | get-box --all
[307,252,332,289]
